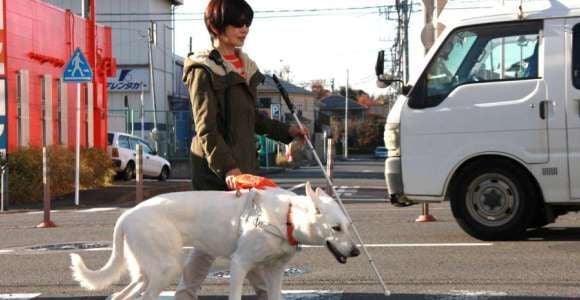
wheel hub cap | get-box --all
[467,174,519,227]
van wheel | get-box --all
[123,161,135,181]
[450,159,537,241]
[158,166,169,181]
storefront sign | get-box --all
[107,68,149,92]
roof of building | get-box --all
[259,74,312,95]
[319,94,366,111]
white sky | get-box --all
[174,0,511,97]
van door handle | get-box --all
[539,100,549,120]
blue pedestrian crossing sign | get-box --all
[63,48,93,82]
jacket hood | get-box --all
[183,49,259,83]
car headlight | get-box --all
[384,123,400,157]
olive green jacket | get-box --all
[183,49,293,179]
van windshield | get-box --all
[415,21,541,108]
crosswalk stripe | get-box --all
[157,290,343,300]
[0,293,41,299]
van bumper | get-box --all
[385,157,411,206]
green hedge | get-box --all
[7,146,115,203]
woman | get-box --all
[175,0,307,299]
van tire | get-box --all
[450,159,537,241]
[123,161,135,181]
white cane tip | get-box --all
[384,290,391,296]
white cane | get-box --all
[272,75,390,296]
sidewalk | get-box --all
[1,180,191,213]
[1,167,286,213]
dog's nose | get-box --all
[350,247,360,257]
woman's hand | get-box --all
[225,168,242,190]
[289,125,310,144]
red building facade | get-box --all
[1,0,115,155]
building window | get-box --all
[55,79,63,144]
[58,78,68,145]
[258,97,271,108]
[41,75,53,146]
[17,70,29,147]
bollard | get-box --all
[136,144,143,203]
[416,203,437,222]
[37,147,56,228]
[0,165,5,212]
[326,139,334,196]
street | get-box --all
[1,156,580,299]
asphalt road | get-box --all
[1,156,580,299]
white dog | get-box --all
[70,183,359,300]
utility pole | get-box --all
[402,0,410,83]
[344,69,349,160]
[148,21,159,152]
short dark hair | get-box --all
[204,0,254,37]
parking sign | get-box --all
[271,103,281,120]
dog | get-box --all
[70,182,359,300]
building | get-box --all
[3,0,115,154]
[257,75,317,136]
[45,0,183,155]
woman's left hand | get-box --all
[289,125,309,143]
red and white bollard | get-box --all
[37,147,56,228]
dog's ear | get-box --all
[305,181,316,199]
[315,187,329,198]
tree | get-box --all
[354,115,386,152]
[311,81,331,100]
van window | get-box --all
[107,133,114,145]
[411,21,542,108]
[572,24,580,89]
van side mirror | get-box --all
[375,50,404,88]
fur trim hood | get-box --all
[182,49,259,82]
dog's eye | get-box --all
[332,225,342,232]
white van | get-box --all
[376,1,580,240]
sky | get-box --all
[173,0,512,97]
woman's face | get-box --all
[218,24,249,48]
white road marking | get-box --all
[288,183,306,191]
[0,242,491,255]
[79,207,119,213]
[450,290,508,296]
[26,210,60,215]
[0,293,41,299]
[301,243,492,248]
[157,290,342,299]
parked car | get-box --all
[107,132,171,181]
[374,146,388,158]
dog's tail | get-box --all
[70,218,126,290]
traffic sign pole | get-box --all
[75,83,80,206]
[62,48,93,207]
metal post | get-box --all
[344,69,349,159]
[75,83,81,206]
[140,81,145,139]
[148,21,159,153]
[0,166,5,212]
[37,147,56,228]
[326,138,334,196]
[136,144,143,203]
[265,138,269,169]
